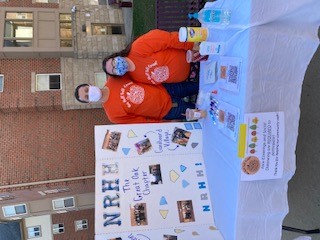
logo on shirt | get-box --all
[120,82,145,108]
[145,61,169,84]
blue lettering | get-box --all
[103,213,121,226]
[102,179,119,192]
[103,193,120,208]
[198,182,206,189]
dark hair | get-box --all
[74,83,89,103]
[102,43,133,77]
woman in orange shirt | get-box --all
[102,29,200,85]
[74,76,198,124]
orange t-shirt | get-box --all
[128,29,194,85]
[103,76,172,124]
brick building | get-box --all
[0,0,130,239]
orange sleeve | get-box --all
[132,29,194,54]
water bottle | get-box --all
[188,8,231,25]
[199,41,225,55]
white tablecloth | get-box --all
[200,1,320,240]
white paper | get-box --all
[240,112,284,181]
[202,61,218,85]
[218,56,242,93]
[218,100,241,141]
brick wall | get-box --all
[0,59,62,112]
[0,108,109,192]
[0,0,58,8]
[52,208,94,240]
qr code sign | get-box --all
[226,112,236,132]
[227,65,238,84]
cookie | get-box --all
[242,156,260,175]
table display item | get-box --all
[185,108,207,121]
[179,27,209,42]
[94,123,224,240]
[218,57,242,93]
[239,112,285,181]
[195,90,211,109]
[186,50,209,63]
[208,93,220,125]
[199,41,225,55]
[212,99,240,141]
[202,61,218,85]
[188,8,231,25]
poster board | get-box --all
[94,122,224,240]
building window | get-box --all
[75,219,88,231]
[52,197,75,210]
[4,12,33,47]
[27,226,41,238]
[0,75,3,92]
[95,72,107,88]
[2,204,27,217]
[60,14,72,47]
[52,223,64,234]
[36,74,61,91]
[92,23,124,35]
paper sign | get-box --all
[240,112,284,181]
[218,57,242,93]
[94,122,224,240]
[202,61,218,85]
[217,100,241,141]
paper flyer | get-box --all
[218,56,242,93]
[217,100,241,141]
[202,60,218,85]
[94,122,224,240]
[239,112,285,181]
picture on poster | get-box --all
[171,127,191,147]
[135,138,153,155]
[130,203,148,226]
[149,164,163,185]
[177,200,195,223]
[102,130,121,151]
[163,235,178,240]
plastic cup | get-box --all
[186,50,209,63]
[185,108,207,121]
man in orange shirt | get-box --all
[74,76,198,124]
[102,29,200,85]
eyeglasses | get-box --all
[111,58,118,75]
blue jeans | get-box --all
[163,81,199,120]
